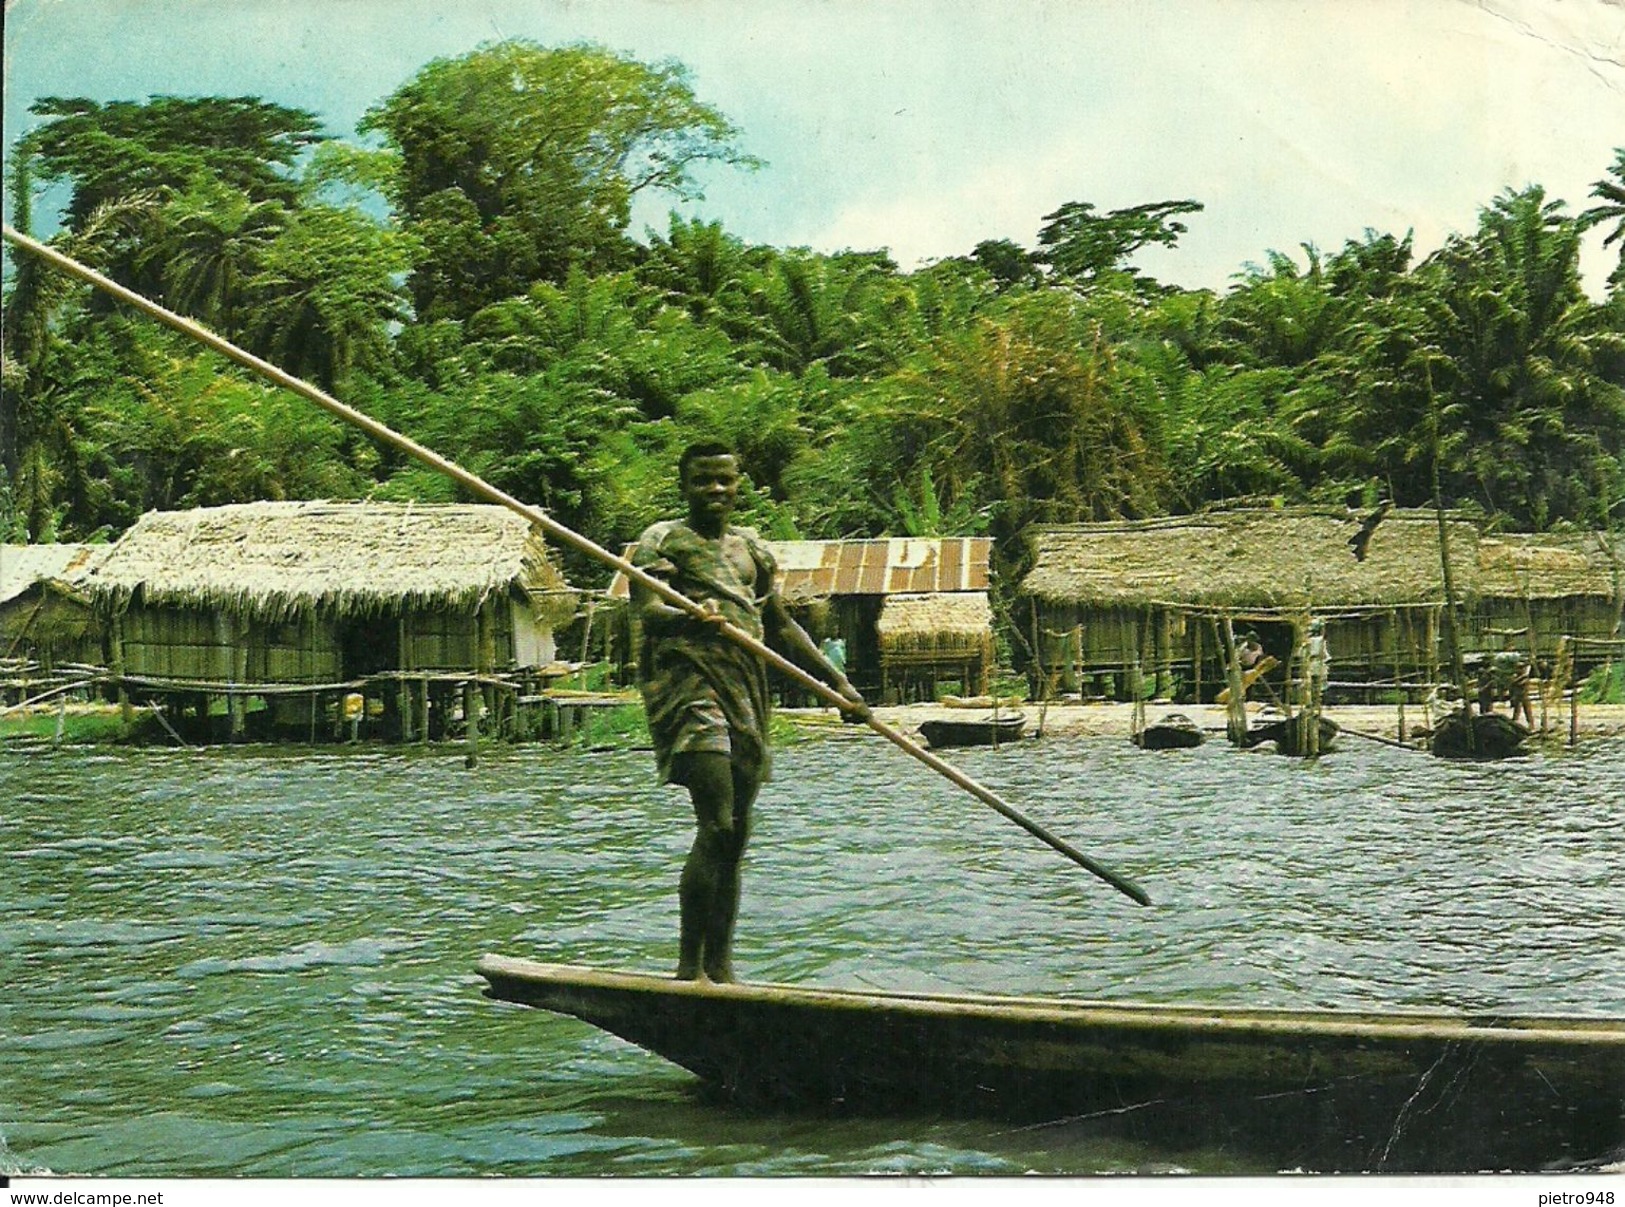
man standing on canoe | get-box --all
[631,441,867,982]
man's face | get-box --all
[681,455,740,522]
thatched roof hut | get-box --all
[876,592,995,658]
[2,543,107,606]
[1,544,108,667]
[79,502,579,713]
[1021,508,1479,613]
[85,500,573,623]
[1476,532,1624,602]
[1017,508,1486,700]
[1472,531,1624,657]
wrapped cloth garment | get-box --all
[631,519,779,786]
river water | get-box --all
[2,732,1622,1177]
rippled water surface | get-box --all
[3,733,1622,1176]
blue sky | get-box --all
[5,0,1625,295]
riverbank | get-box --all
[8,698,1625,746]
[785,701,1625,742]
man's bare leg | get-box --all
[701,765,757,983]
[676,752,744,980]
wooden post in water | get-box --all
[1192,613,1203,705]
[1302,614,1321,759]
[1424,607,1439,729]
[464,680,480,769]
[1568,637,1580,747]
[1220,616,1247,745]
[1029,598,1044,704]
[226,614,247,741]
[397,617,412,743]
[1522,593,1547,736]
[110,608,135,730]
[478,600,498,736]
[1157,608,1173,699]
[1130,659,1146,742]
[1390,608,1406,742]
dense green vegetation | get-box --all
[5,40,1622,586]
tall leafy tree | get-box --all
[138,174,290,333]
[18,96,323,296]
[839,290,1169,544]
[21,95,323,227]
[361,41,760,322]
[1325,187,1624,527]
[1035,198,1204,285]
[2,197,159,539]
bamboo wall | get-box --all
[115,594,552,683]
[121,606,242,680]
[1467,598,1621,652]
[1027,600,1439,700]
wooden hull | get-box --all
[1242,715,1339,755]
[917,714,1026,748]
[1430,711,1530,760]
[1133,715,1205,749]
[476,955,1625,1173]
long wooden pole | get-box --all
[2,224,1149,906]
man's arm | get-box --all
[762,595,867,713]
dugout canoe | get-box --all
[916,712,1026,749]
[1132,713,1206,750]
[476,955,1625,1173]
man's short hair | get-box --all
[679,441,737,479]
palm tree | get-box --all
[143,177,289,333]
[1578,148,1625,290]
[240,206,410,390]
[2,196,159,538]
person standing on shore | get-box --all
[630,442,866,982]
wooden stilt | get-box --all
[228,617,248,742]
[1569,640,1580,748]
[1391,609,1406,742]
[1192,613,1203,705]
[1220,616,1247,745]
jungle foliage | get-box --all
[4,40,1622,585]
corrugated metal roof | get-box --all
[607,537,991,600]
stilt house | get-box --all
[0,543,108,675]
[1017,508,1481,701]
[81,501,576,738]
[1472,532,1625,674]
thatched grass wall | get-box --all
[1,544,108,667]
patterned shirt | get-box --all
[630,519,780,784]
